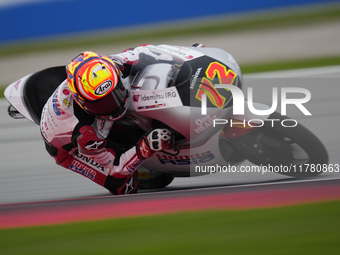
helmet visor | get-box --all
[81,80,128,121]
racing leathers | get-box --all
[40,44,173,195]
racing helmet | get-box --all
[66,51,128,121]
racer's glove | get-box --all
[77,125,115,168]
[136,129,172,159]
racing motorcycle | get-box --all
[4,45,328,189]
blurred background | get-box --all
[0,2,340,254]
[1,0,337,43]
[0,0,340,89]
[0,0,340,203]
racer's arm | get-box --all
[77,125,171,178]
[50,123,170,195]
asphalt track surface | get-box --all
[0,18,340,226]
[1,178,340,228]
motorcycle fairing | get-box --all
[129,63,183,112]
[5,73,36,123]
[4,66,67,125]
[175,55,241,109]
[142,131,228,176]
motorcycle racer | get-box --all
[4,41,327,199]
[40,49,172,195]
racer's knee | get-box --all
[44,141,58,159]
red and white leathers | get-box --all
[40,44,201,194]
[40,80,148,194]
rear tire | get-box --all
[138,173,174,189]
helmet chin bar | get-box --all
[79,79,128,120]
[84,96,129,121]
[100,99,129,121]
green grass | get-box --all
[1,87,6,98]
[241,55,340,74]
[0,200,339,255]
[1,6,339,253]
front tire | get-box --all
[138,173,174,189]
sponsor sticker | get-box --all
[138,171,151,178]
[156,151,215,165]
[131,88,182,112]
[137,103,166,110]
[52,88,66,116]
[95,80,113,95]
[70,160,97,180]
[14,80,21,91]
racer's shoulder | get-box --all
[48,80,75,117]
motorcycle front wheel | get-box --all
[138,173,175,189]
